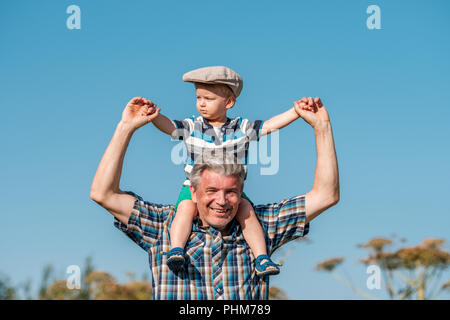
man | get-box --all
[90,96,339,299]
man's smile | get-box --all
[209,206,231,216]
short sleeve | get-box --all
[113,191,173,252]
[254,195,309,253]
[171,118,194,141]
[241,119,263,141]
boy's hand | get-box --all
[294,97,330,130]
[120,97,160,131]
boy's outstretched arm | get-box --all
[151,111,177,136]
[260,105,300,136]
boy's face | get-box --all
[195,84,234,122]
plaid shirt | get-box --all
[114,192,309,300]
[171,116,263,186]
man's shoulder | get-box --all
[125,191,176,222]
[253,195,306,216]
[252,195,309,251]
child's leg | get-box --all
[167,199,197,272]
[236,198,280,276]
[170,199,197,249]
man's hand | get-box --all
[121,97,161,131]
[294,97,330,130]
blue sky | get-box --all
[1,0,449,299]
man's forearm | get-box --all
[90,122,135,201]
[311,122,340,207]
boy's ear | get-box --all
[225,97,235,110]
[190,186,197,203]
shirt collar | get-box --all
[201,117,232,130]
[192,217,240,241]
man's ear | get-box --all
[190,185,197,203]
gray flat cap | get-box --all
[182,66,243,98]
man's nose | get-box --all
[215,191,227,206]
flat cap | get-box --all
[182,66,243,98]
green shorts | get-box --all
[175,185,253,209]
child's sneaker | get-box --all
[167,247,185,272]
[254,254,280,277]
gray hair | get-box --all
[190,152,246,190]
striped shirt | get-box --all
[114,192,309,300]
[171,116,263,186]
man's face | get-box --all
[190,169,242,232]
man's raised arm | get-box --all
[294,97,340,223]
[90,97,160,224]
